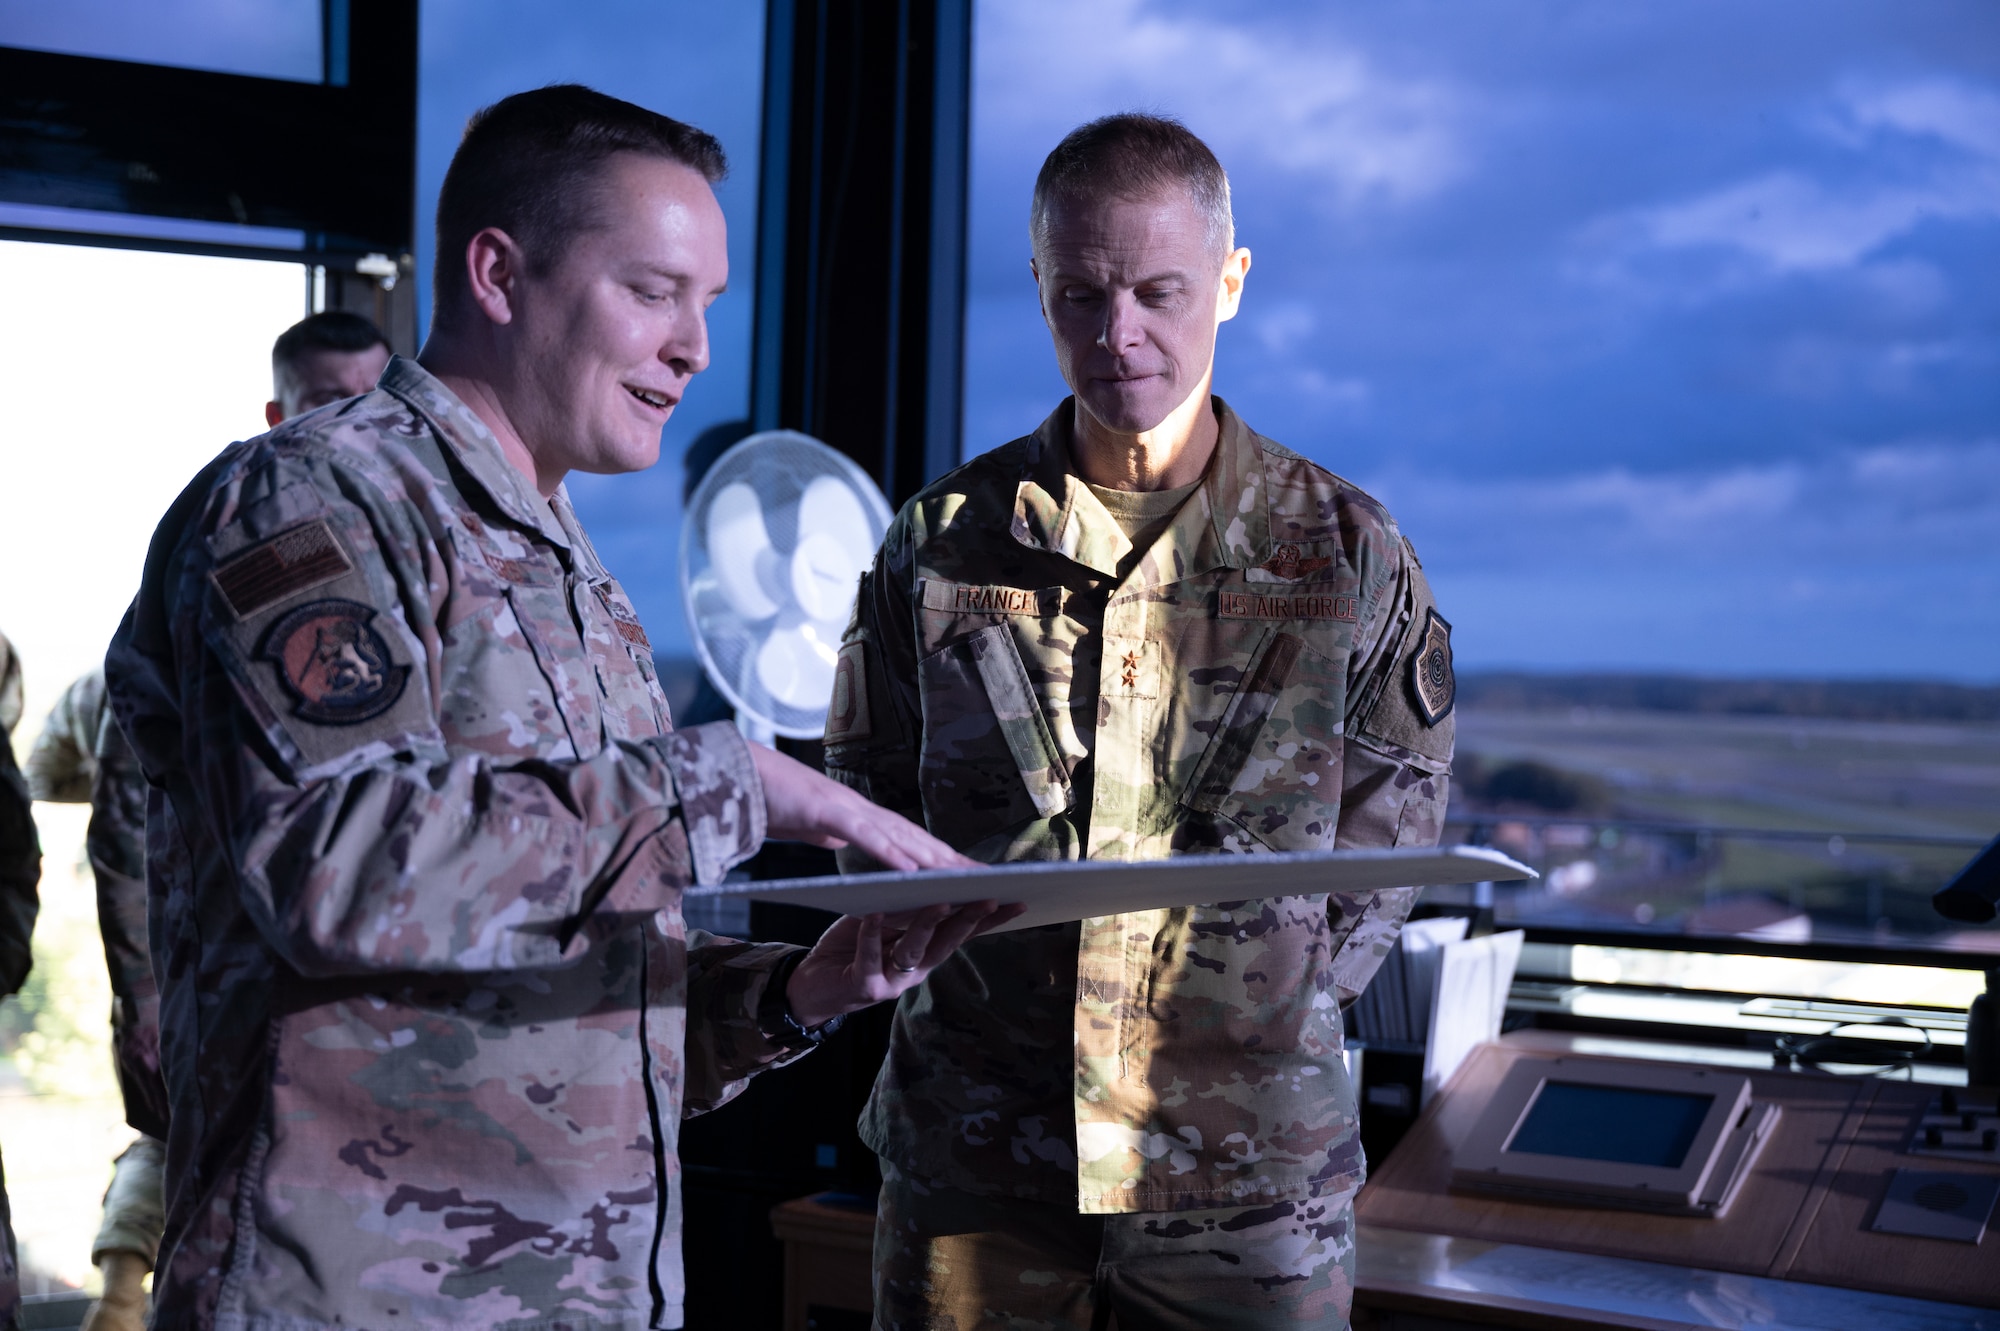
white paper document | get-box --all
[1422,929,1526,1106]
[687,845,1536,933]
[1351,915,1469,1046]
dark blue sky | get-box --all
[406,0,1997,680]
[964,0,1999,679]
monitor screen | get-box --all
[1506,1080,1715,1169]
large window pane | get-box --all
[0,0,323,83]
[966,0,1999,954]
[0,240,306,1295]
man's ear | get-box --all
[265,400,284,428]
[466,227,527,327]
[1215,247,1252,324]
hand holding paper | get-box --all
[785,899,1026,1028]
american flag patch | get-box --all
[211,520,352,619]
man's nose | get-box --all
[1097,292,1143,356]
[665,309,711,377]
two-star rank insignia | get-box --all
[1119,649,1140,690]
[1408,608,1455,726]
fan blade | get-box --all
[798,476,875,558]
[755,624,839,710]
[790,531,865,623]
[707,482,780,620]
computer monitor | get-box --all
[1452,1056,1780,1217]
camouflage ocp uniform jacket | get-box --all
[0,631,37,1000]
[0,629,40,1328]
[826,398,1454,1214]
[106,357,802,1331]
[24,668,168,1138]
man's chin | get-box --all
[1078,387,1177,437]
[574,436,666,477]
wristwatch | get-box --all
[756,948,846,1050]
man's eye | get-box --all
[634,287,667,304]
[1063,288,1100,304]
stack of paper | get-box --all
[1349,920,1526,1105]
[1350,916,1468,1046]
[1422,930,1525,1105]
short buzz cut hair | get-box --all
[1030,112,1234,260]
[271,310,389,387]
[432,83,728,329]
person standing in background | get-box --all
[0,629,43,1331]
[18,313,396,1331]
[0,632,20,738]
[24,671,161,1331]
[264,310,392,428]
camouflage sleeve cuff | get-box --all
[658,721,767,887]
[91,1133,165,1265]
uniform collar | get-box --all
[1011,395,1269,584]
[377,355,573,551]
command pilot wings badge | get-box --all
[1410,608,1455,726]
[1259,543,1333,580]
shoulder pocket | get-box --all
[1356,555,1454,768]
[204,512,435,778]
[1180,628,1345,852]
[916,623,1072,848]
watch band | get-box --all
[756,947,846,1050]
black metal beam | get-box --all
[752,0,971,506]
[0,224,372,270]
[0,0,416,260]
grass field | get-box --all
[1446,706,2000,952]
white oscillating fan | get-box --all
[680,430,893,742]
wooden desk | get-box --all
[1355,1034,2000,1317]
[1353,1223,2000,1331]
[769,1193,876,1331]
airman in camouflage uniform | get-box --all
[0,630,21,738]
[24,675,163,1141]
[103,86,992,1331]
[24,669,165,1331]
[0,628,40,1331]
[826,115,1454,1329]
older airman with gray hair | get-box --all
[826,112,1456,1330]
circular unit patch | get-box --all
[258,598,410,724]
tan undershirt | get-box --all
[1085,479,1200,581]
[1068,478,1201,851]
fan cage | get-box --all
[679,430,893,739]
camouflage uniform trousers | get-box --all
[872,1162,1357,1331]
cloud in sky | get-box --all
[1588,79,2000,277]
[1378,440,2000,568]
[975,0,1466,218]
[1372,440,2000,676]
